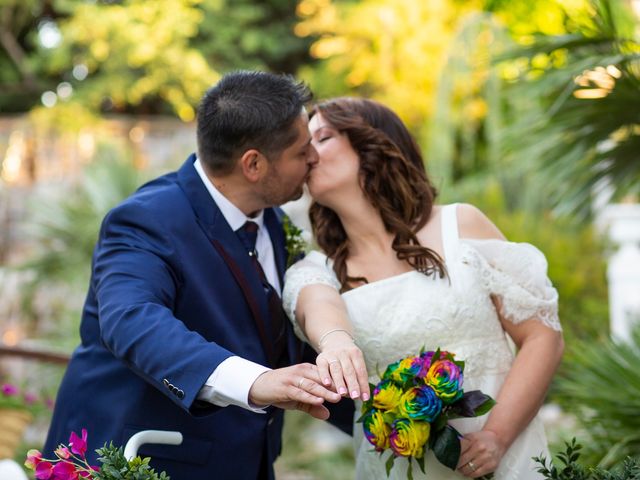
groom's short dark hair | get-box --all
[196,70,312,174]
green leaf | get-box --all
[416,453,426,474]
[449,391,496,418]
[473,397,497,417]
[385,453,395,477]
[432,412,449,432]
[432,424,461,470]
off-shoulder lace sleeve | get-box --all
[459,239,561,331]
[283,251,341,342]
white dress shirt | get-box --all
[194,157,281,412]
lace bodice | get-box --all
[283,205,560,387]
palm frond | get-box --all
[499,0,640,219]
[555,327,640,467]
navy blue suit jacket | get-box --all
[44,155,303,479]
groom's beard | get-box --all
[260,170,308,206]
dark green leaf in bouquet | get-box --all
[448,391,496,418]
[385,453,395,477]
[431,412,449,433]
[432,424,461,470]
[416,453,426,474]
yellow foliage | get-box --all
[297,0,482,129]
[55,0,218,119]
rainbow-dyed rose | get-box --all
[363,410,392,452]
[372,380,403,411]
[398,385,442,422]
[417,351,435,379]
[389,418,430,458]
[381,358,401,381]
[384,356,426,383]
[426,357,464,404]
[359,348,495,478]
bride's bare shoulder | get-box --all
[455,203,506,240]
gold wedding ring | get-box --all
[297,378,305,389]
[467,461,477,472]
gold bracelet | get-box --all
[318,328,354,347]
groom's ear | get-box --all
[239,149,268,183]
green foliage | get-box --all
[22,147,142,285]
[194,0,313,73]
[535,439,595,480]
[18,149,144,348]
[497,0,640,219]
[428,0,639,220]
[0,0,50,111]
[553,328,640,467]
[41,0,218,121]
[94,443,170,480]
[283,214,309,267]
[297,0,483,130]
[0,0,314,116]
[277,410,355,480]
[535,438,640,479]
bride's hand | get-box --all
[316,335,370,401]
[456,430,505,478]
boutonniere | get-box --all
[283,215,309,267]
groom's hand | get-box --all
[248,363,342,420]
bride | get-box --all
[282,97,564,479]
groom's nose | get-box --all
[307,144,319,167]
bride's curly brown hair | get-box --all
[309,97,446,292]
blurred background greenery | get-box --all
[0,0,639,477]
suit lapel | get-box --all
[264,208,302,364]
[264,209,287,286]
[177,155,276,366]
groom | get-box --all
[44,71,343,480]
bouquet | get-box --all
[25,429,170,480]
[359,348,495,479]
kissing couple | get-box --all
[45,70,563,480]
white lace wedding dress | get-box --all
[283,204,561,480]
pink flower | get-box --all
[68,429,88,457]
[34,461,54,479]
[79,465,100,477]
[1,383,18,396]
[24,392,38,405]
[24,449,43,469]
[55,446,71,460]
[52,461,79,480]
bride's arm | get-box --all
[458,309,563,478]
[485,307,563,443]
[282,253,372,403]
[455,204,564,478]
[296,285,370,401]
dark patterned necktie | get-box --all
[236,221,287,367]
